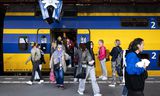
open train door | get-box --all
[0,5,6,75]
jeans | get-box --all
[34,64,42,80]
[30,61,42,81]
[54,68,64,85]
[78,66,100,95]
[111,61,122,84]
[128,90,144,96]
[122,85,128,96]
[100,59,107,77]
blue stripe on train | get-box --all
[4,16,160,29]
[3,34,51,53]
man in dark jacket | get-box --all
[109,39,122,87]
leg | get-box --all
[36,64,42,80]
[122,85,128,96]
[89,66,100,95]
[100,59,107,77]
[78,79,86,93]
[30,62,38,81]
[59,68,64,85]
[111,61,117,84]
[54,69,60,84]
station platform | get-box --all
[0,76,160,96]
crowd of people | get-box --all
[25,37,150,96]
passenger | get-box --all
[50,44,66,88]
[122,41,133,96]
[125,38,150,96]
[98,39,108,80]
[25,42,44,85]
[109,39,123,87]
[51,41,57,55]
[65,38,74,67]
[34,44,46,80]
[77,43,102,96]
[73,44,79,82]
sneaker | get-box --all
[77,90,84,95]
[102,76,108,80]
[99,75,103,79]
[94,93,102,96]
[74,78,78,83]
[26,81,33,85]
[68,64,72,68]
[109,84,116,87]
[38,80,44,84]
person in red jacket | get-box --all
[98,39,108,80]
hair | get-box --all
[129,38,144,52]
[115,39,120,46]
[79,43,86,51]
[99,39,104,44]
[32,42,37,47]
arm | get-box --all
[126,53,145,75]
[49,54,54,69]
[25,55,31,64]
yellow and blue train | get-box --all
[2,13,160,76]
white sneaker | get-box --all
[99,75,103,79]
[102,76,108,80]
[94,93,102,96]
[38,80,44,84]
[77,90,84,95]
[109,84,116,87]
[74,78,78,83]
[68,64,72,68]
[26,81,32,85]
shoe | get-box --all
[102,76,108,80]
[94,93,102,96]
[109,84,116,87]
[99,75,103,79]
[77,90,84,95]
[68,64,72,68]
[38,80,44,84]
[74,78,78,83]
[26,81,33,85]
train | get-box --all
[1,12,160,76]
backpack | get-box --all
[115,47,123,76]
[106,49,110,62]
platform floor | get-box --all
[0,76,160,96]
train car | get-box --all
[1,13,160,76]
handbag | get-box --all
[54,62,60,70]
[49,70,55,83]
[75,64,86,79]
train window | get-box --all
[40,35,47,52]
[18,36,29,51]
[158,54,160,67]
[140,53,150,60]
[121,18,149,27]
[157,18,160,27]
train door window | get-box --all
[140,53,150,60]
[18,36,29,51]
[41,35,47,52]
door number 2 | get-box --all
[151,52,156,59]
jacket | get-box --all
[49,50,67,72]
[125,52,146,91]
[110,46,122,61]
[98,46,106,60]
[26,47,41,64]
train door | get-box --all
[50,29,77,75]
[0,5,6,75]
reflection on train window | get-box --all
[41,35,47,52]
[157,18,160,27]
[158,54,160,67]
[121,18,149,27]
[18,36,29,51]
[140,53,150,60]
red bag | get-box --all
[49,70,55,83]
